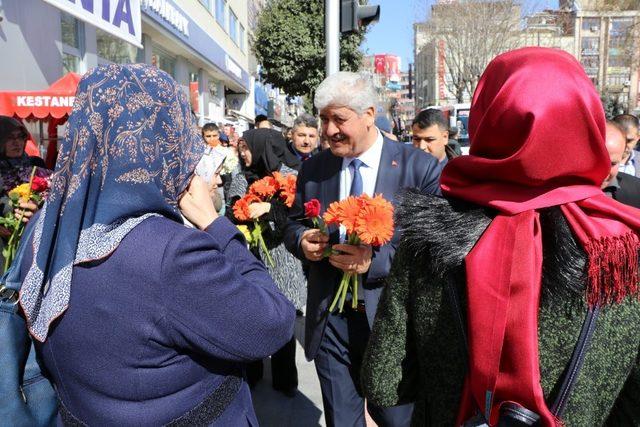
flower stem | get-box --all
[328,275,346,313]
[255,220,274,268]
[352,273,358,309]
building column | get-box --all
[137,33,153,65]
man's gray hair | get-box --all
[314,72,378,114]
[293,113,318,130]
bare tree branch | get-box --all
[426,0,522,102]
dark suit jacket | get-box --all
[615,172,640,209]
[283,137,441,360]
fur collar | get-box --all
[396,189,587,302]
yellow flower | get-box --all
[237,225,253,244]
[9,183,32,201]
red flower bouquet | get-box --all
[0,167,50,272]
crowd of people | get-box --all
[1,47,639,427]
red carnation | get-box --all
[304,199,321,218]
[31,176,49,192]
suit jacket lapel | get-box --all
[322,153,342,244]
[374,138,402,203]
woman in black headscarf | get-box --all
[0,117,45,172]
[227,128,305,397]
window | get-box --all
[97,28,138,64]
[63,53,80,74]
[581,18,600,33]
[610,18,632,37]
[61,12,83,73]
[239,24,245,51]
[152,45,176,77]
[580,55,599,76]
[61,12,80,48]
[216,0,227,30]
[198,0,210,9]
[229,11,238,44]
[608,55,629,68]
[581,37,599,55]
[606,74,628,88]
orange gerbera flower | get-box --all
[249,176,278,198]
[338,196,363,235]
[272,171,287,189]
[280,188,296,208]
[323,200,343,226]
[368,193,394,211]
[355,202,394,246]
[233,194,261,222]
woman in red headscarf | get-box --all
[361,47,640,426]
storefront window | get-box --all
[216,0,227,31]
[151,45,176,77]
[97,28,138,64]
[208,78,219,98]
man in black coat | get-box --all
[283,72,441,427]
[603,120,640,209]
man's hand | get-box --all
[14,201,38,223]
[248,202,271,219]
[301,229,329,261]
[329,243,372,274]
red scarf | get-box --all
[440,47,640,426]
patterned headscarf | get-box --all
[19,64,205,342]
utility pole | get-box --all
[326,0,340,77]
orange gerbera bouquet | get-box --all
[323,194,394,313]
[233,172,298,268]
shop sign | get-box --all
[225,56,242,80]
[42,0,142,48]
[141,0,189,37]
[15,95,75,108]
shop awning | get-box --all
[0,72,81,120]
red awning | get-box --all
[0,72,81,120]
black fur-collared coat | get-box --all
[362,190,640,426]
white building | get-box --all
[0,0,254,128]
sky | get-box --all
[361,0,559,71]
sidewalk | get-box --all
[251,316,325,427]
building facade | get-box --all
[361,54,415,136]
[571,8,640,112]
[415,0,640,113]
[0,0,254,132]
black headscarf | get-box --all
[0,116,32,169]
[241,128,300,183]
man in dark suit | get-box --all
[284,72,441,427]
[603,120,640,209]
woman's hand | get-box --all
[14,200,38,223]
[179,176,218,230]
[248,202,271,219]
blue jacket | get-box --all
[283,137,441,360]
[22,216,295,426]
